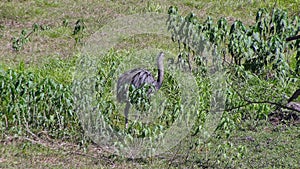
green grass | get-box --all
[0,0,300,168]
[234,125,300,168]
[1,0,299,67]
[0,139,104,168]
[1,123,299,168]
[230,123,299,168]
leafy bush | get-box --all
[167,7,300,77]
[167,6,300,167]
[0,64,80,140]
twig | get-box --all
[225,100,300,113]
[286,35,300,42]
[25,123,40,141]
[288,89,300,103]
[168,140,183,169]
[225,84,300,113]
[23,137,45,146]
[14,30,34,45]
[19,133,115,166]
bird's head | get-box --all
[157,52,165,66]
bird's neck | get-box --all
[156,66,164,89]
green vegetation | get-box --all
[167,6,300,76]
[0,0,299,168]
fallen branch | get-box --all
[225,84,300,113]
[286,35,300,42]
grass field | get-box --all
[0,0,300,168]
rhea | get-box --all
[117,52,165,127]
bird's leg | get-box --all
[187,51,192,72]
[124,101,130,128]
[187,47,195,72]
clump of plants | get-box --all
[167,6,300,77]
[0,63,80,141]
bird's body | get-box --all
[117,52,165,127]
[117,68,157,102]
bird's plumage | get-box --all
[117,52,164,102]
[116,52,165,126]
[117,68,157,102]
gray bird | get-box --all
[117,52,165,127]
